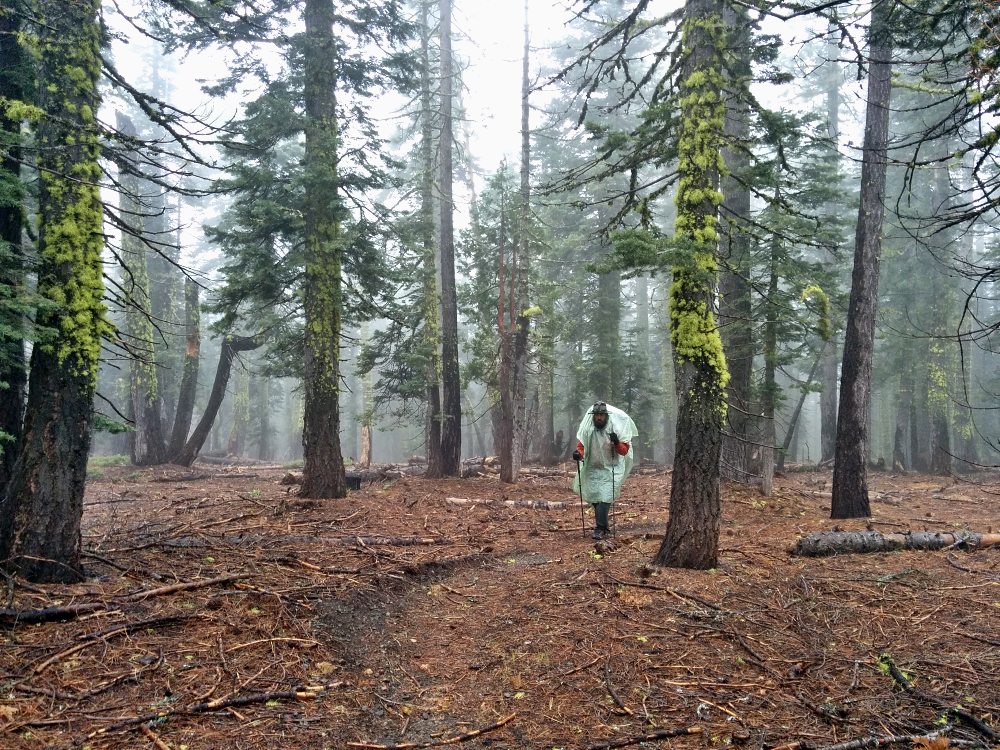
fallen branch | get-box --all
[792,530,1000,557]
[445,497,569,510]
[1,574,249,626]
[346,712,516,749]
[879,654,999,742]
[767,727,970,750]
[139,724,172,750]
[603,657,633,715]
[33,614,197,674]
[583,725,702,749]
[0,602,106,626]
[344,536,450,547]
[84,682,347,740]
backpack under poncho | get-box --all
[572,403,638,505]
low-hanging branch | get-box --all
[791,530,1000,557]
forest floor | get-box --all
[1,462,998,750]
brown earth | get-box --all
[1,464,998,750]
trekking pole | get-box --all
[611,463,617,537]
[576,458,586,538]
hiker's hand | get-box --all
[608,431,619,446]
[572,450,582,462]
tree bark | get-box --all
[167,278,200,459]
[831,2,893,519]
[173,335,262,467]
[761,243,779,496]
[719,3,754,483]
[928,151,953,477]
[820,20,843,465]
[496,5,534,484]
[0,0,106,583]
[300,0,347,497]
[116,112,166,466]
[418,0,444,479]
[438,0,462,475]
[0,6,27,496]
[891,368,912,471]
[658,284,677,465]
[653,0,727,570]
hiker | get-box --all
[572,402,638,539]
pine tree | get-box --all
[116,112,167,465]
[831,0,895,519]
[653,0,729,569]
[438,0,462,475]
[0,0,110,582]
[0,1,31,495]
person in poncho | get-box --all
[572,402,638,539]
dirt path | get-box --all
[1,465,997,749]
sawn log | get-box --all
[792,530,1000,557]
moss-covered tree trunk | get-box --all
[831,0,894,519]
[0,4,29,496]
[0,0,107,582]
[438,0,462,475]
[167,278,200,459]
[653,0,728,570]
[116,112,166,466]
[300,0,347,497]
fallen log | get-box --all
[792,530,1000,557]
[445,497,569,510]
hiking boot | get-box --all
[593,503,610,539]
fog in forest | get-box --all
[3,0,999,489]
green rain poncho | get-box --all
[572,403,638,505]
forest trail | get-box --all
[1,465,997,749]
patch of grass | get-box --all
[282,459,304,469]
[87,454,129,479]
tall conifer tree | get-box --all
[0,0,109,582]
